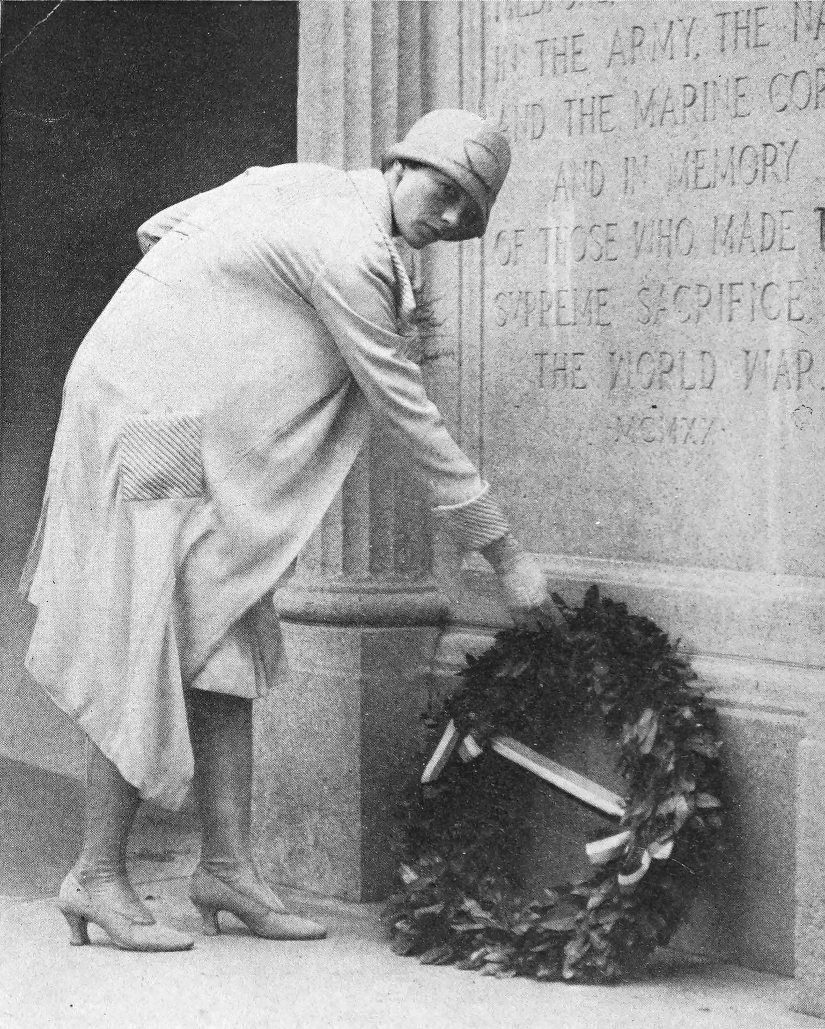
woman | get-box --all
[21,109,554,951]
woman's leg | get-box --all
[71,740,151,920]
[188,690,255,875]
[187,689,326,939]
[57,740,194,950]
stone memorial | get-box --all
[473,1,824,991]
[483,1,824,577]
[267,0,825,1013]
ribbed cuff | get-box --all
[434,487,510,552]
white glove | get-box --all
[480,534,553,624]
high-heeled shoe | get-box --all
[189,865,327,940]
[57,872,195,951]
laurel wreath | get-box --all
[385,586,724,982]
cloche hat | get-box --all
[382,109,511,237]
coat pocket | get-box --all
[119,413,204,501]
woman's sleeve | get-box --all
[309,250,511,551]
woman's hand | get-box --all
[480,534,566,629]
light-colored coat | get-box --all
[22,165,501,809]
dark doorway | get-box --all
[0,0,299,771]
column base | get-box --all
[252,583,445,902]
[274,576,449,626]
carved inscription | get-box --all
[613,413,719,446]
[486,1,824,448]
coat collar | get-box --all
[347,169,417,330]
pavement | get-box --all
[0,763,820,1029]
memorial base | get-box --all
[436,557,824,979]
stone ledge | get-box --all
[445,553,825,668]
[434,627,820,720]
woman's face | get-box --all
[390,164,483,248]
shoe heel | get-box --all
[193,902,220,936]
[61,909,90,946]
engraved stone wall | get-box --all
[475,1,824,577]
[292,2,825,998]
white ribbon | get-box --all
[458,735,483,761]
[421,720,460,783]
[421,720,676,887]
[422,722,625,819]
[587,830,674,886]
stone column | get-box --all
[252,1,468,902]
